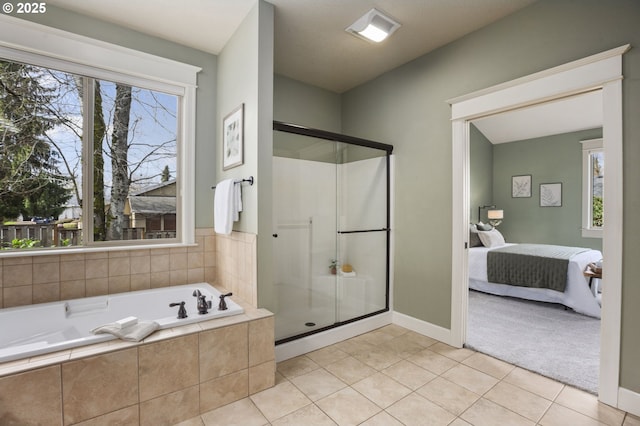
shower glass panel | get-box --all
[273,123,391,343]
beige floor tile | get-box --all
[359,411,404,426]
[354,328,397,346]
[334,338,378,356]
[271,404,337,426]
[555,386,626,425]
[407,348,458,375]
[484,381,552,422]
[290,368,347,401]
[461,398,535,426]
[377,324,410,338]
[430,342,475,362]
[352,346,402,370]
[306,345,349,367]
[249,381,312,422]
[324,355,377,385]
[462,352,514,379]
[276,355,320,379]
[417,376,480,416]
[382,359,437,390]
[352,372,412,409]
[624,414,640,426]
[173,416,204,426]
[503,367,564,400]
[539,403,606,426]
[380,334,429,358]
[449,419,473,426]
[386,393,456,426]
[201,398,268,426]
[402,330,439,348]
[316,387,381,426]
[442,364,499,395]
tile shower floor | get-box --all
[178,324,638,426]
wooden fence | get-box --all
[1,224,174,249]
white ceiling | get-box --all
[45,0,536,93]
[44,0,598,141]
[472,90,603,144]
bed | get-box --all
[468,228,602,318]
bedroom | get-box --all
[467,96,604,392]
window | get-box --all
[0,16,199,252]
[581,138,603,238]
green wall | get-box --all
[274,74,342,132]
[493,129,602,250]
[341,0,640,392]
[470,124,493,224]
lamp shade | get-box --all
[487,209,504,220]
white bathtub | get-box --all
[0,283,243,363]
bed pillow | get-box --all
[477,228,506,247]
[476,221,493,231]
[469,224,483,247]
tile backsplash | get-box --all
[0,228,258,309]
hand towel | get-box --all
[233,180,243,221]
[92,320,159,342]
[214,179,236,234]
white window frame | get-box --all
[0,15,201,254]
[581,138,603,238]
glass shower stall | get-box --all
[272,122,393,343]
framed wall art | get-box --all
[540,182,562,207]
[223,104,244,170]
[512,174,532,198]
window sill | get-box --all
[0,242,198,258]
[582,228,603,239]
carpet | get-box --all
[466,290,600,394]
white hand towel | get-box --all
[214,179,236,235]
[92,320,159,342]
[233,180,243,221]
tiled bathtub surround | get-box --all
[0,228,217,309]
[215,232,257,308]
[0,306,275,425]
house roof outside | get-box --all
[128,196,176,215]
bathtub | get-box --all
[0,283,243,363]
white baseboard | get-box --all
[392,311,454,346]
[275,312,392,362]
[275,310,455,362]
[618,387,640,417]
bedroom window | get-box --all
[581,138,603,238]
[0,16,199,253]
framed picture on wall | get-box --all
[512,174,532,198]
[223,104,244,170]
[540,182,562,207]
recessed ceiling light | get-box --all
[346,8,401,43]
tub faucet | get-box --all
[169,301,187,319]
[218,292,233,311]
[192,289,211,315]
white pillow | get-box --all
[477,228,506,247]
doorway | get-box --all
[449,45,628,405]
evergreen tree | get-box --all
[161,165,171,182]
[0,60,71,221]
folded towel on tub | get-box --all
[92,320,160,342]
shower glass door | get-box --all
[273,123,391,343]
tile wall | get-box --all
[0,228,258,309]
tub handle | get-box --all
[169,301,188,319]
[218,293,233,311]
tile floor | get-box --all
[178,324,639,426]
